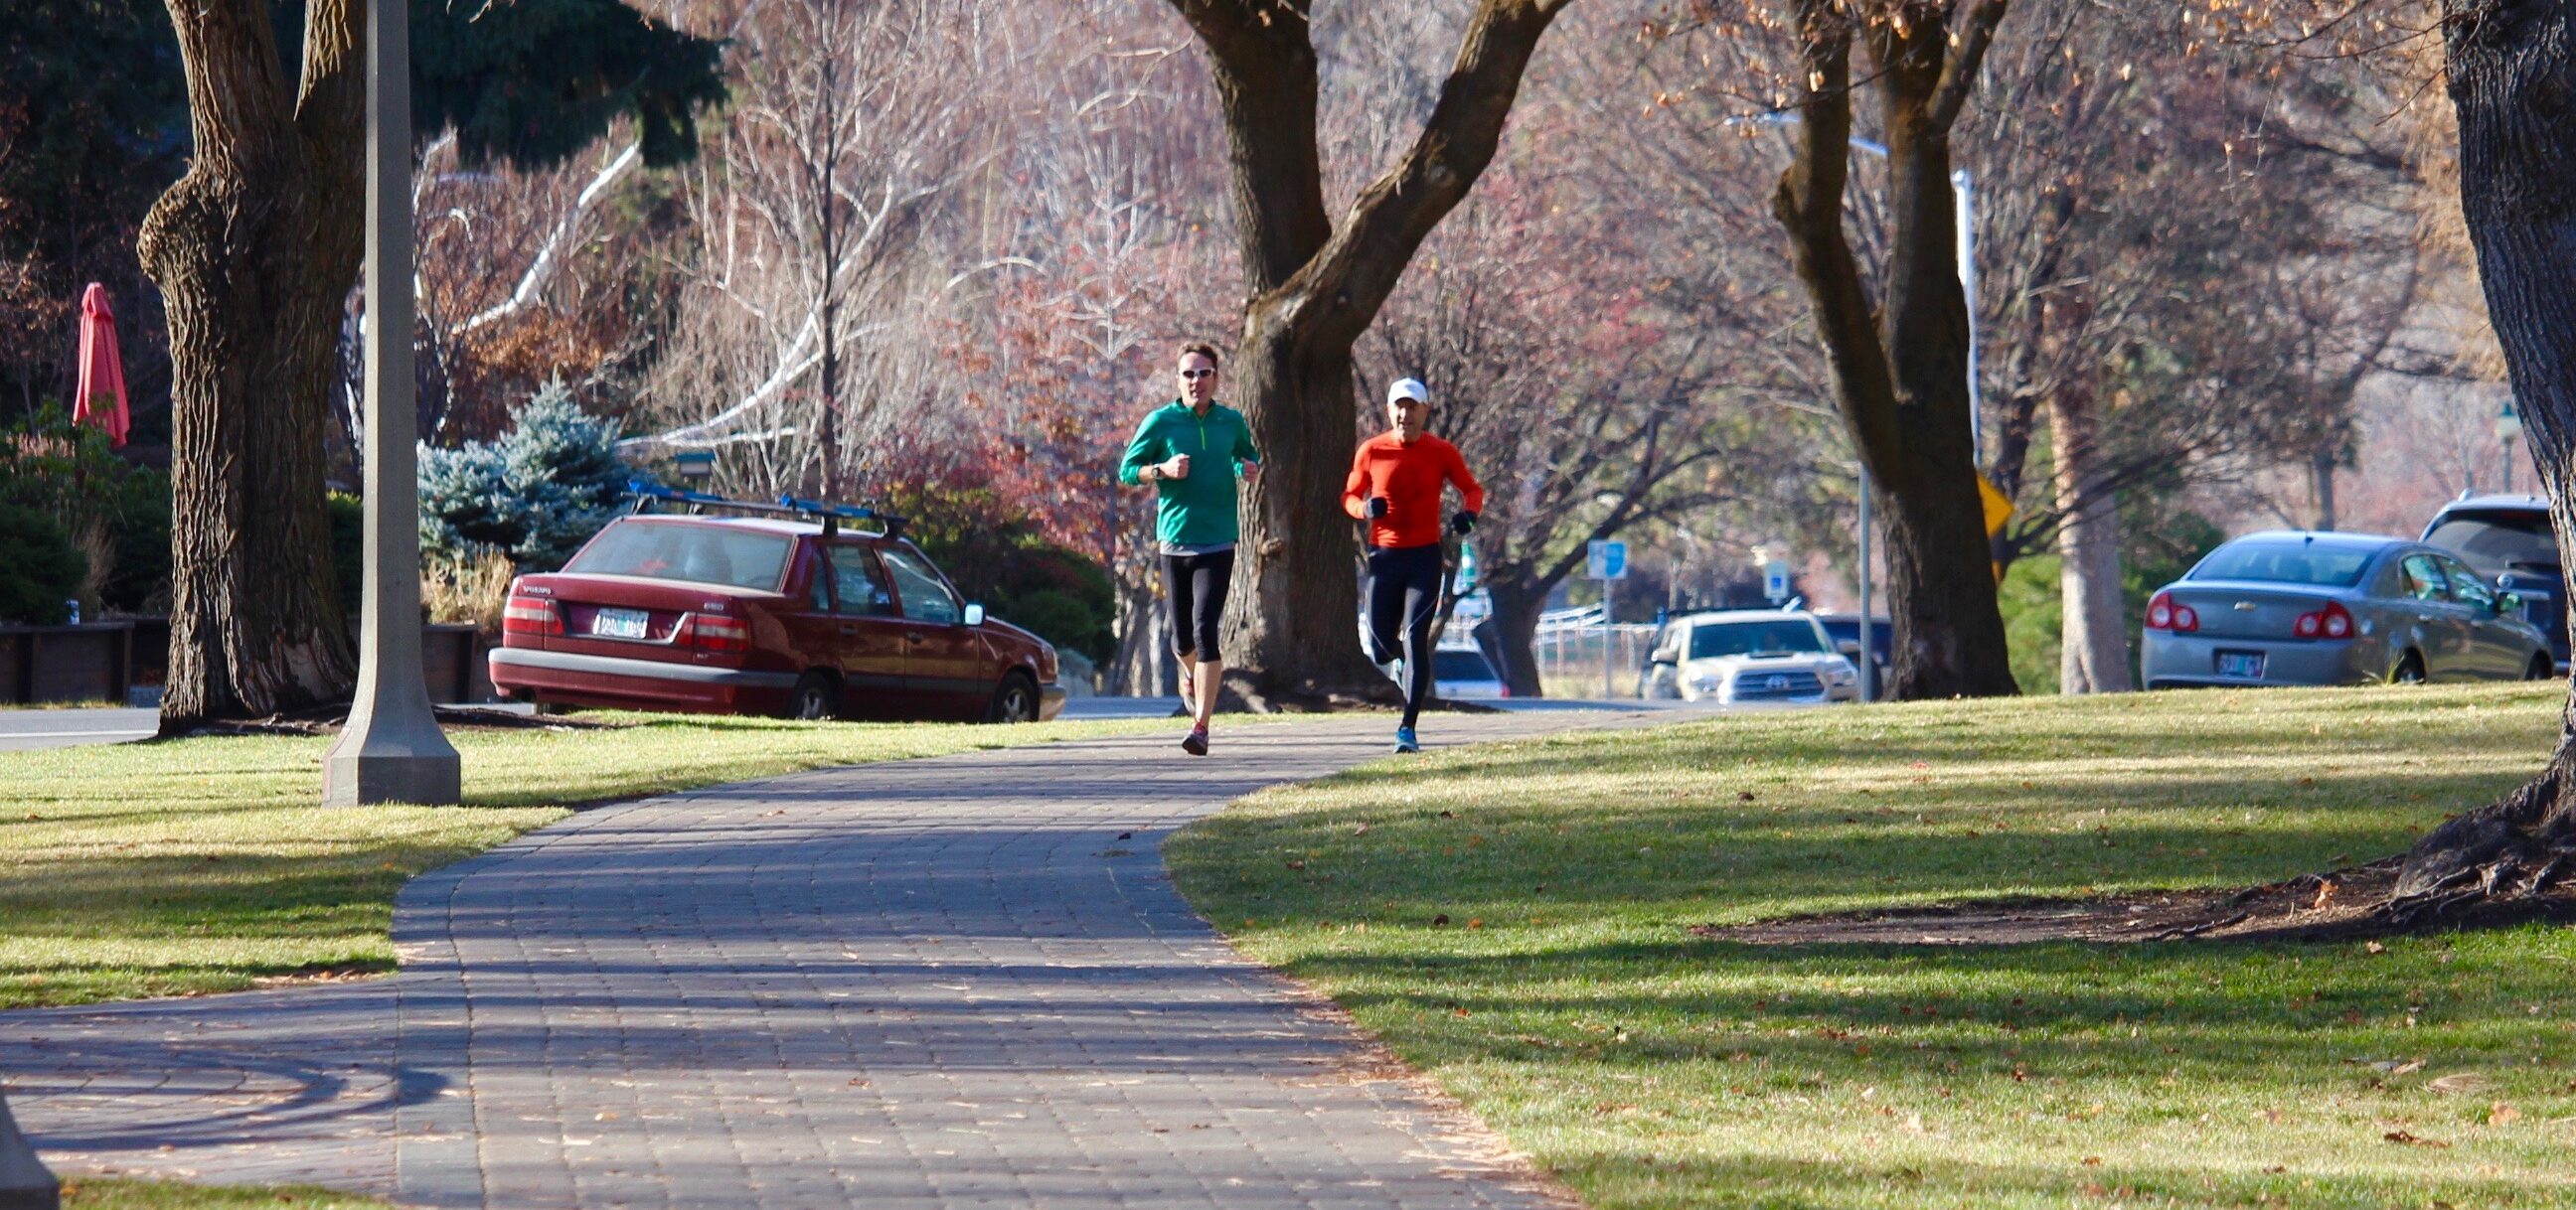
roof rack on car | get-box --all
[625,482,909,538]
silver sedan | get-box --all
[2141,530,2554,688]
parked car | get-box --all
[1427,643,1508,699]
[2422,494,2566,674]
[2139,529,2551,689]
[1366,638,1509,699]
[1638,609,1863,704]
[1813,612,1892,699]
[489,497,1067,722]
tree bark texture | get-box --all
[1168,0,1573,705]
[1481,574,1549,698]
[139,0,361,730]
[2049,382,2130,692]
[2391,1,2576,910]
[1773,0,2018,699]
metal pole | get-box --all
[1601,579,1615,699]
[324,0,460,806]
[1857,468,1874,703]
[1953,167,1981,466]
[0,1087,58,1210]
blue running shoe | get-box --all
[1392,725,1419,754]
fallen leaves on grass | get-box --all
[2426,1073,2492,1096]
[2382,1130,2450,1147]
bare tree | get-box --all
[140,0,368,729]
[1659,0,2018,699]
[633,0,1009,496]
[1362,25,1801,695]
[2388,1,2576,912]
[1158,0,1579,709]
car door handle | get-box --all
[839,625,858,636]
[904,632,925,645]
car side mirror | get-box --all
[963,602,986,627]
[1837,640,1863,658]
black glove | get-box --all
[1365,496,1390,520]
[1450,510,1478,535]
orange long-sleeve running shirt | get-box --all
[1342,431,1486,549]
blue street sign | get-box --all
[1587,539,1628,581]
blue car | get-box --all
[2140,530,2552,688]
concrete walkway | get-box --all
[4,713,1659,1208]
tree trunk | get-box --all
[2309,446,2338,532]
[1774,1,2018,700]
[139,0,361,731]
[1221,321,1387,702]
[1170,0,1574,707]
[2050,383,2131,693]
[2388,1,2576,913]
[1482,575,1549,698]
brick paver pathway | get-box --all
[4,712,1655,1208]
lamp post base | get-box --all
[0,1090,59,1210]
[323,736,461,807]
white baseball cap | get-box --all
[1387,378,1431,405]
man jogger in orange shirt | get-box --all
[1343,378,1485,753]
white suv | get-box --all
[1640,609,1863,704]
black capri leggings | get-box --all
[1162,547,1235,664]
[1365,542,1444,729]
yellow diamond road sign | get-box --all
[1978,472,2012,538]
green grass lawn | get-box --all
[56,1176,393,1209]
[1169,683,2576,1209]
[0,712,1167,1008]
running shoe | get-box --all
[1182,725,1209,756]
[1392,725,1418,754]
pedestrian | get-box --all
[1344,378,1483,754]
[1119,342,1261,755]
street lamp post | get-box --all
[1856,468,1874,703]
[322,0,459,806]
[0,1085,57,1210]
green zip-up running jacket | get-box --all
[1118,399,1260,548]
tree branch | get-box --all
[1773,4,1904,476]
[1274,0,1577,347]
[458,141,642,336]
[1928,0,2011,134]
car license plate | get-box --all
[2215,650,2265,680]
[591,607,650,639]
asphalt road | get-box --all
[0,707,160,752]
[0,695,1711,752]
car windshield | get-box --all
[563,521,794,592]
[2426,513,2558,576]
[1690,620,1827,659]
[2190,540,2374,587]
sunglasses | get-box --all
[1180,368,1217,380]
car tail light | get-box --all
[2146,591,2197,633]
[679,613,749,653]
[503,595,562,636]
[2293,600,2354,640]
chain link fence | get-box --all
[1530,623,1662,699]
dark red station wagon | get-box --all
[489,494,1065,722]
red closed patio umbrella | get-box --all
[74,282,129,447]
